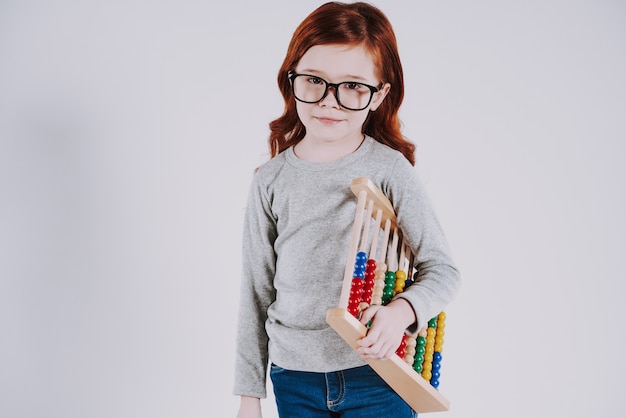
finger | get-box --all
[359,329,397,359]
[361,341,394,360]
[357,339,385,358]
[359,328,401,360]
[359,305,381,325]
[357,325,380,347]
[382,343,397,359]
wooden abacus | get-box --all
[326,177,450,413]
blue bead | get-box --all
[354,262,366,272]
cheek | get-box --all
[351,111,370,128]
[295,102,311,122]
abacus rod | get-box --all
[369,209,383,261]
[388,227,400,272]
[378,219,392,264]
[398,237,406,271]
[339,190,368,308]
[359,200,374,253]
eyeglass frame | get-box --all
[288,73,383,111]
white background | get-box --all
[1,1,625,417]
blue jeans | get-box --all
[270,363,418,418]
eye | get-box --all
[306,76,325,85]
[343,82,366,91]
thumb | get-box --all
[359,304,382,325]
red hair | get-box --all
[268,1,416,166]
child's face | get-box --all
[293,44,389,148]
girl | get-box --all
[234,2,460,417]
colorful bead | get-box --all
[394,269,407,295]
[403,335,416,365]
[382,271,396,305]
[430,312,446,388]
[346,252,368,318]
[353,251,367,278]
[430,351,443,389]
[347,278,364,315]
[395,334,407,358]
[362,259,377,305]
[421,321,436,381]
[370,262,386,305]
[413,334,426,373]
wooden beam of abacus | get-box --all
[351,177,397,230]
[327,177,450,414]
[326,308,450,413]
[338,178,398,308]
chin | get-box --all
[308,131,349,143]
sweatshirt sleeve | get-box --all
[384,157,461,333]
[232,173,277,398]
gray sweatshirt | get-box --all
[233,136,460,398]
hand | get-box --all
[356,298,416,360]
[236,396,262,418]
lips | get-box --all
[315,115,344,125]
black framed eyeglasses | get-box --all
[288,73,382,111]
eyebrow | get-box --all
[297,69,370,82]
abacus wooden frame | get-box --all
[325,177,450,414]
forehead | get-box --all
[295,44,378,82]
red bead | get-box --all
[347,303,360,317]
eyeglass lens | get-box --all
[292,75,375,110]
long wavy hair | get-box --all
[268,1,416,165]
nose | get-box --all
[319,85,341,109]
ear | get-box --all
[369,83,391,111]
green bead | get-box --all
[382,289,393,305]
[413,358,423,373]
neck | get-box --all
[294,134,365,163]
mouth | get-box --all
[315,116,343,125]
